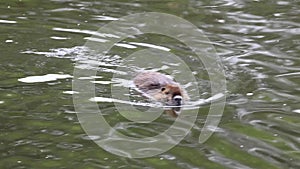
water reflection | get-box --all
[1,0,300,168]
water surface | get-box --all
[0,0,299,168]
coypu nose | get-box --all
[173,95,183,105]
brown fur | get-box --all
[133,72,189,106]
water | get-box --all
[1,0,300,168]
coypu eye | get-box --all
[165,92,170,95]
[161,87,166,91]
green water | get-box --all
[1,0,299,168]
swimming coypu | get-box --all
[133,71,189,116]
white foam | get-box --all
[115,43,137,49]
[63,91,79,94]
[92,15,119,21]
[18,74,73,83]
[129,42,170,51]
[292,109,300,114]
[90,96,162,107]
[0,19,17,24]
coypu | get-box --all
[133,71,189,116]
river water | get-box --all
[0,0,299,168]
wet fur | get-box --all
[133,72,189,106]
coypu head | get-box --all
[161,84,183,106]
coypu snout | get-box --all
[173,95,183,106]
